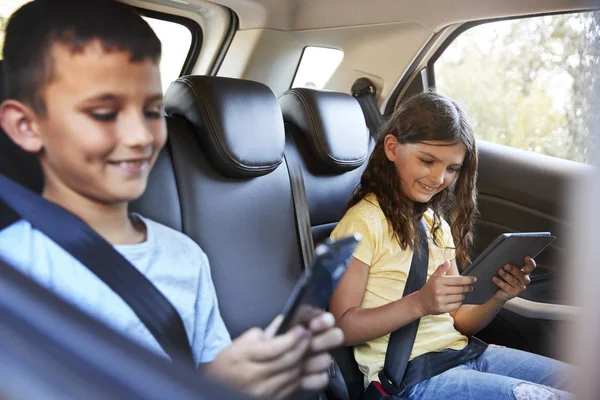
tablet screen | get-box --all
[461,232,555,305]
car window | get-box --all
[0,0,29,53]
[434,12,599,164]
[142,16,192,92]
[292,46,344,89]
[0,1,193,93]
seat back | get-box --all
[146,76,306,337]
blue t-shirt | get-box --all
[0,214,231,366]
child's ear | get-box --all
[383,134,398,162]
[0,100,43,153]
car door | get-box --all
[388,10,598,361]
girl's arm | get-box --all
[330,257,475,346]
[450,257,537,336]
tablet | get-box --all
[461,232,556,305]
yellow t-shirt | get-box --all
[330,194,468,384]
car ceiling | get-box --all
[195,0,592,31]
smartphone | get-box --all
[275,233,361,335]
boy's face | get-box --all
[33,40,166,204]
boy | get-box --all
[0,1,343,399]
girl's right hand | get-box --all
[416,261,477,315]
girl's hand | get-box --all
[416,261,477,315]
[492,256,536,303]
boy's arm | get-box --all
[302,312,345,391]
[194,252,343,398]
[206,313,343,399]
[194,251,308,398]
[450,257,536,336]
[206,320,311,399]
[193,251,231,365]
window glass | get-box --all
[0,0,30,55]
[142,16,192,92]
[292,46,344,89]
[435,12,600,163]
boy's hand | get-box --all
[492,256,536,303]
[417,261,476,315]
[208,312,343,399]
[301,312,344,391]
[208,316,311,400]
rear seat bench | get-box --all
[133,78,373,400]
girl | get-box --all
[330,92,572,399]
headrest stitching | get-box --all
[288,89,334,166]
[289,89,367,167]
[176,78,239,171]
[176,77,282,175]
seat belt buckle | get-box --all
[378,371,407,397]
[364,380,406,400]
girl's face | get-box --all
[384,135,467,203]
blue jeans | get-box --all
[401,345,573,400]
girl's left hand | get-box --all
[492,257,536,303]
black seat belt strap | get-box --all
[0,173,195,368]
[351,78,385,140]
[285,132,338,400]
[284,132,315,270]
[378,218,429,395]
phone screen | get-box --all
[276,234,360,335]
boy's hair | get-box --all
[347,91,478,268]
[2,0,161,115]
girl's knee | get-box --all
[512,382,559,400]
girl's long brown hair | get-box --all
[348,92,478,268]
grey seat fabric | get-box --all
[148,75,305,338]
[279,87,374,245]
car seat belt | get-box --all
[284,132,315,270]
[378,218,429,395]
[351,78,385,140]
[363,218,429,399]
[0,173,195,369]
[364,219,488,399]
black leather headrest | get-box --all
[164,76,285,179]
[279,88,369,172]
